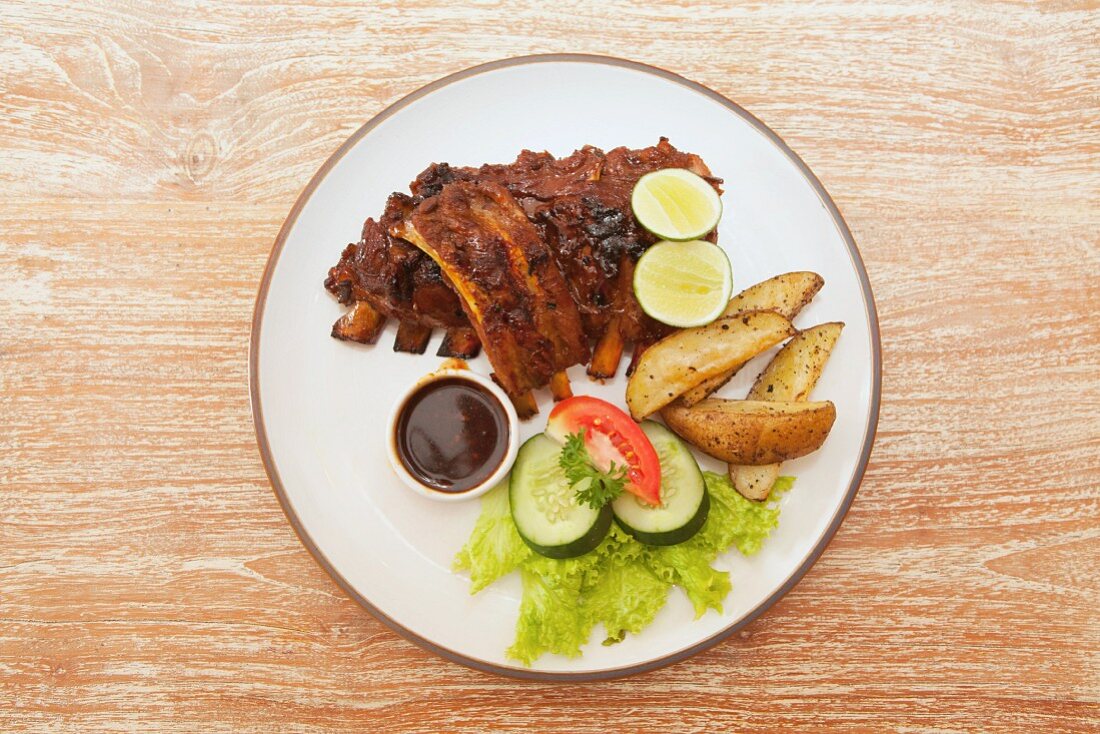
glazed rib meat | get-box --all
[410,138,720,373]
[324,138,722,406]
[324,193,480,356]
[325,194,461,327]
[394,180,589,405]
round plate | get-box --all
[250,54,881,680]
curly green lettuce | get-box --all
[452,479,531,592]
[456,472,791,666]
[582,531,669,646]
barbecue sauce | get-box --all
[395,377,509,494]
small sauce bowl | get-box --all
[386,367,519,502]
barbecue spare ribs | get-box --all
[324,138,722,417]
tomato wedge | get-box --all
[545,396,661,506]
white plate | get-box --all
[250,55,881,680]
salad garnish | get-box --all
[559,430,627,510]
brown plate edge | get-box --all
[247,53,883,682]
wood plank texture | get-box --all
[1,1,1097,731]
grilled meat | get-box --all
[410,138,720,348]
[324,193,475,353]
[325,192,468,328]
[330,299,387,344]
[435,327,481,360]
[324,138,721,399]
[394,180,589,405]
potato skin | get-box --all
[723,271,824,322]
[625,310,794,420]
[681,272,824,406]
[730,463,780,501]
[661,399,836,465]
[749,322,844,402]
[725,322,844,500]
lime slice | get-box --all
[631,168,722,241]
[633,240,733,327]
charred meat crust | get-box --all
[401,181,588,398]
[436,327,482,359]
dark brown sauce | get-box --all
[395,377,509,494]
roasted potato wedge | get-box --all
[626,311,795,420]
[748,322,844,401]
[730,464,781,501]
[681,272,824,406]
[661,399,836,465]
[728,322,844,499]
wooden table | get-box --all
[2,2,1097,731]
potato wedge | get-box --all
[730,464,781,501]
[626,311,795,420]
[748,322,844,401]
[661,399,836,465]
[681,272,824,406]
[728,322,844,499]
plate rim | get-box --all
[248,53,882,681]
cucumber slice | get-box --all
[612,421,708,546]
[510,434,612,559]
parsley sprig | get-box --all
[559,431,627,509]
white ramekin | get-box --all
[386,367,520,502]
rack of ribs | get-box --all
[393,180,589,414]
[324,138,722,416]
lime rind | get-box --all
[631,168,722,242]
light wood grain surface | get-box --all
[2,1,1098,731]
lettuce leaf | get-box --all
[695,471,790,557]
[644,544,731,617]
[508,565,593,665]
[510,525,645,661]
[455,471,794,665]
[639,473,789,616]
[582,529,671,644]
[453,482,531,592]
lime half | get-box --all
[631,168,722,241]
[633,240,733,327]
